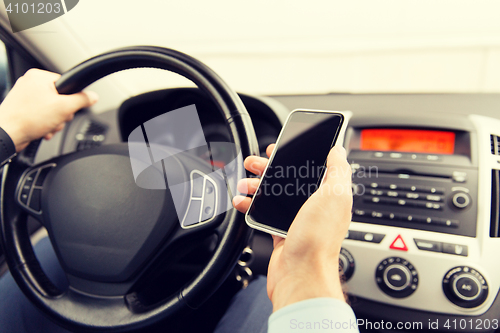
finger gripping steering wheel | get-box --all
[0,46,259,332]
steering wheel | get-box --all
[0,46,259,332]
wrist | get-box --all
[0,121,28,152]
[270,259,345,312]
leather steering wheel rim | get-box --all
[0,46,259,332]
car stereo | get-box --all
[348,128,477,237]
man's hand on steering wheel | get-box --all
[233,144,352,312]
[0,68,98,152]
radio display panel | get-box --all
[360,129,456,155]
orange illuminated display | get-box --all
[360,129,455,155]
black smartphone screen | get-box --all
[247,111,344,234]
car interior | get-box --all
[1,2,500,333]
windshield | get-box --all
[14,0,500,97]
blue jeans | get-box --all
[0,237,272,333]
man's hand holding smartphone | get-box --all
[233,144,353,313]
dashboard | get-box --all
[32,90,500,332]
[274,93,500,332]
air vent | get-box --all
[491,135,500,155]
[76,120,107,151]
[491,169,500,237]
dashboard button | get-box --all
[426,194,442,202]
[404,215,415,222]
[363,233,375,241]
[414,239,442,252]
[424,186,445,194]
[389,152,404,159]
[425,202,443,210]
[409,153,425,161]
[400,185,418,192]
[454,276,480,300]
[452,171,467,183]
[370,233,386,243]
[426,155,442,161]
[353,209,369,216]
[369,189,384,196]
[376,257,418,298]
[442,243,468,256]
[443,266,488,308]
[364,197,380,204]
[345,230,363,240]
[405,192,420,199]
[389,235,408,251]
[384,265,410,290]
[434,218,459,228]
[345,230,385,243]
[452,192,470,209]
[339,248,355,281]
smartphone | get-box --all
[245,109,345,237]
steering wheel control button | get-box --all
[451,192,470,209]
[339,248,355,281]
[192,173,204,198]
[414,238,442,252]
[183,200,202,227]
[35,167,52,186]
[29,189,42,212]
[17,164,56,214]
[376,257,418,298]
[442,243,468,256]
[181,170,219,228]
[24,171,36,186]
[201,182,216,221]
[443,266,488,308]
[389,235,408,251]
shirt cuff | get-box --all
[268,298,359,332]
[0,127,17,167]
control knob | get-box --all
[375,257,418,298]
[451,191,471,209]
[443,266,488,308]
[339,248,355,281]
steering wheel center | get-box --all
[45,147,178,282]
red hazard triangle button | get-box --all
[389,235,408,251]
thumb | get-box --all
[322,145,351,188]
[61,90,99,113]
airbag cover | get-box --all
[45,153,177,282]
